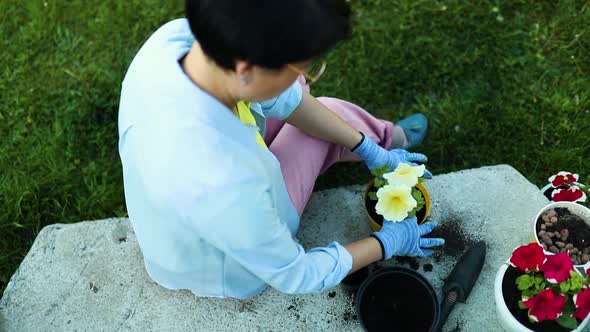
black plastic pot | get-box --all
[350,242,486,331]
[340,265,370,294]
[355,267,439,332]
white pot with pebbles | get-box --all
[534,202,590,268]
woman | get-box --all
[118,0,444,299]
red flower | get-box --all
[549,171,579,188]
[573,289,590,320]
[523,289,565,322]
[552,187,587,203]
[510,243,546,272]
[540,252,575,283]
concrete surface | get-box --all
[0,165,550,331]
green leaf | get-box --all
[556,313,578,330]
[516,275,534,290]
[370,165,391,179]
[527,272,546,292]
[522,289,536,299]
[518,300,527,309]
[560,280,571,293]
[569,271,585,292]
[412,189,425,208]
[368,192,378,201]
[418,178,426,184]
[377,165,392,175]
[522,288,539,301]
[563,295,575,312]
[374,178,385,188]
[412,189,424,203]
[407,188,426,218]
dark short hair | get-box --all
[185,0,351,70]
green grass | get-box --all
[0,0,588,297]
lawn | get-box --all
[0,0,588,297]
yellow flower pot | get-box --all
[364,180,432,232]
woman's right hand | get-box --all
[372,217,445,260]
[352,133,432,178]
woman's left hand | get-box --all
[353,132,432,178]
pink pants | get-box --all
[264,78,397,216]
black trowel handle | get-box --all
[433,291,458,332]
[443,241,487,302]
[432,241,487,332]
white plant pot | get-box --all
[495,262,590,332]
[533,202,590,269]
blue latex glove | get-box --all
[371,217,445,260]
[353,132,432,178]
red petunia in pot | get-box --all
[543,171,589,207]
[510,243,590,329]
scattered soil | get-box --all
[343,308,357,322]
[502,266,580,332]
[359,270,437,332]
[424,221,477,258]
[423,264,433,272]
[396,256,420,270]
[88,282,99,293]
[536,207,590,264]
[286,298,302,320]
[450,320,464,332]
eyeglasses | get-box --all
[287,60,327,85]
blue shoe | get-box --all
[397,113,428,150]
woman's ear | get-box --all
[235,61,254,85]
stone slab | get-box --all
[0,165,551,331]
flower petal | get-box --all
[383,164,419,187]
[509,243,546,272]
[523,289,565,322]
[573,289,590,320]
[550,172,579,188]
[540,252,575,284]
[412,164,426,177]
[375,184,417,222]
[552,187,587,203]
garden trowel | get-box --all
[432,240,487,332]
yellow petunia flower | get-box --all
[383,163,425,187]
[375,184,418,222]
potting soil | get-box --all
[536,207,590,263]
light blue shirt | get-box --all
[118,19,352,299]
